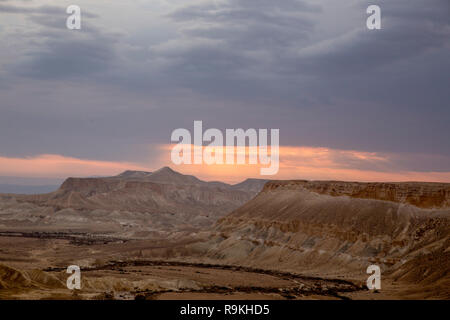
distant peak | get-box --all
[117,170,152,178]
[153,166,178,174]
[242,178,268,182]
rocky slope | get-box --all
[0,168,268,238]
[231,178,269,193]
[16,167,265,214]
[192,180,449,298]
[265,180,450,208]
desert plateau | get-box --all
[0,167,448,300]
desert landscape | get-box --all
[0,0,448,307]
[0,167,448,300]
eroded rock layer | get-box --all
[194,181,450,298]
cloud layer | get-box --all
[2,146,450,184]
[0,0,448,180]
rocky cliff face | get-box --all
[36,178,253,215]
[24,168,262,215]
[0,168,267,238]
[193,181,450,297]
[263,180,450,208]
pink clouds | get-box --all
[0,154,149,178]
[1,146,450,184]
[159,145,450,183]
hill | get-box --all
[0,168,268,239]
[192,180,450,298]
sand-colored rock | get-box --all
[193,181,450,298]
[263,180,450,208]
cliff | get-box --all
[193,180,450,298]
[263,180,450,209]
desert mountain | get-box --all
[22,167,266,212]
[193,180,450,298]
[231,178,269,193]
[115,167,205,186]
[0,168,268,238]
[0,176,449,299]
[116,170,153,179]
[263,180,450,208]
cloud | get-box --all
[0,0,448,175]
[3,146,450,184]
[161,0,449,91]
[0,4,62,14]
[159,144,450,183]
[12,33,118,79]
[169,0,318,51]
[285,1,449,80]
[1,1,113,80]
[159,0,320,89]
[0,154,150,178]
[0,3,97,17]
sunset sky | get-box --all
[0,0,449,184]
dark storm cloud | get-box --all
[0,4,61,14]
[0,3,97,17]
[287,0,449,76]
[11,34,118,79]
[0,0,449,170]
[145,0,449,159]
[167,0,317,62]
[142,0,320,101]
[2,3,115,80]
[162,0,449,94]
[170,0,318,50]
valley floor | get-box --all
[0,234,434,300]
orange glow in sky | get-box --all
[1,146,450,184]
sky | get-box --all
[0,0,449,184]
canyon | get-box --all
[0,168,448,299]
